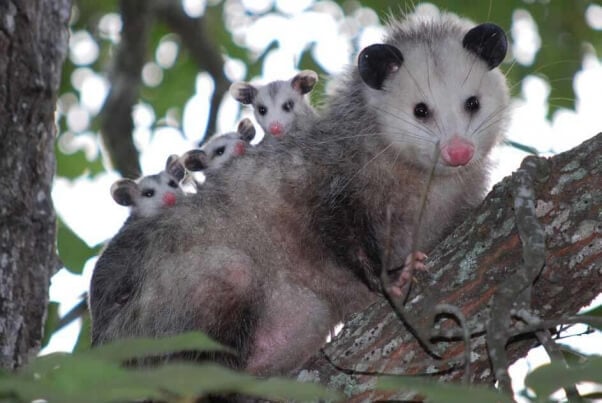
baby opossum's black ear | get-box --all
[291,70,318,94]
[358,44,403,90]
[111,179,137,206]
[237,118,256,142]
[165,154,186,182]
[229,82,258,104]
[463,23,507,69]
[182,149,209,172]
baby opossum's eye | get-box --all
[414,102,430,119]
[282,100,294,112]
[142,188,155,198]
[465,96,480,113]
[214,146,226,156]
[168,180,178,189]
[257,105,267,116]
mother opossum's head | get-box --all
[358,13,510,174]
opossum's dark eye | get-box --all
[168,180,178,189]
[414,103,430,119]
[465,96,480,113]
[142,188,155,198]
[283,100,294,112]
[214,146,226,156]
[258,105,267,116]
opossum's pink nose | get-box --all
[163,192,177,207]
[269,122,284,137]
[441,137,475,167]
[234,141,246,156]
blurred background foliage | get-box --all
[43,0,602,399]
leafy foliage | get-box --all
[376,375,513,402]
[525,356,602,400]
[1,332,340,403]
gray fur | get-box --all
[91,12,509,376]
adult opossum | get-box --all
[89,11,509,376]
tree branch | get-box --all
[153,0,229,144]
[298,133,602,401]
[99,0,151,178]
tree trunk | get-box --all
[0,0,70,369]
[299,132,602,401]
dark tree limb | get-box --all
[298,133,602,401]
[153,0,229,144]
[99,0,152,179]
[0,0,70,369]
[99,0,230,178]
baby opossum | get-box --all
[111,155,187,218]
[90,11,509,377]
[182,118,256,173]
[230,70,318,138]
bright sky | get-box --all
[44,0,602,398]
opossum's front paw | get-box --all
[387,251,427,298]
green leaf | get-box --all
[73,310,92,353]
[55,141,105,180]
[525,357,602,399]
[580,304,602,331]
[2,337,338,403]
[55,145,89,180]
[56,218,101,274]
[15,354,157,403]
[85,331,231,363]
[128,363,342,401]
[376,376,513,403]
[42,302,60,348]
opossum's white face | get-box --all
[133,172,182,217]
[202,133,248,170]
[111,172,182,218]
[111,155,186,218]
[360,22,509,174]
[230,71,318,138]
[253,83,308,138]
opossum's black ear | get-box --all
[237,118,256,142]
[291,70,318,94]
[358,44,403,90]
[230,82,258,104]
[165,154,185,181]
[463,23,507,69]
[111,179,137,206]
[182,149,209,172]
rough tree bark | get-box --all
[298,132,602,400]
[0,0,70,369]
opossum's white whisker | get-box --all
[332,142,395,197]
[371,104,440,140]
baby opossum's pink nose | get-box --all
[441,137,475,167]
[234,141,246,156]
[269,122,284,137]
[163,192,177,207]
